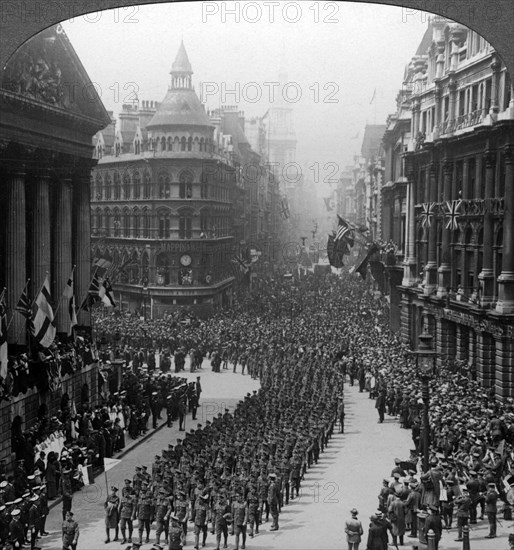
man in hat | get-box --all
[231,492,248,550]
[168,514,183,550]
[211,492,231,550]
[193,493,209,550]
[104,486,120,543]
[454,487,471,541]
[119,490,137,544]
[154,488,172,546]
[174,490,189,546]
[484,482,498,538]
[10,508,24,549]
[267,473,280,531]
[59,469,73,521]
[345,508,363,550]
[423,505,442,550]
[136,488,155,544]
[62,510,79,550]
[28,494,40,550]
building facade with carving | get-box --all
[0,25,110,464]
[397,18,514,399]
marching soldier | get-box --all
[231,492,248,550]
[247,486,260,538]
[211,492,231,550]
[119,490,136,544]
[174,490,189,546]
[104,486,120,543]
[154,488,172,546]
[168,514,183,550]
[485,482,498,539]
[62,511,79,550]
[10,508,24,550]
[136,488,155,545]
[193,493,209,550]
[267,473,280,531]
[27,494,40,550]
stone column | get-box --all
[495,145,514,313]
[478,151,496,306]
[495,335,514,401]
[399,294,413,346]
[424,164,438,295]
[54,177,73,333]
[32,172,51,292]
[402,160,417,286]
[462,158,470,199]
[489,60,501,115]
[468,328,477,380]
[476,331,495,389]
[6,167,27,344]
[73,169,92,326]
[437,161,453,297]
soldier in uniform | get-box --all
[267,473,280,531]
[485,482,498,539]
[10,508,24,549]
[168,514,183,550]
[231,492,248,550]
[104,486,120,543]
[136,488,155,544]
[423,505,442,550]
[174,490,189,546]
[119,491,136,544]
[154,488,172,546]
[28,494,40,550]
[193,493,209,550]
[62,510,79,550]
[246,486,260,538]
[279,456,291,506]
[60,469,73,521]
[211,492,231,550]
[454,487,471,541]
[166,395,174,428]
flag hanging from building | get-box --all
[0,292,8,381]
[445,199,462,230]
[323,197,335,212]
[32,275,56,348]
[63,271,78,334]
[420,202,436,228]
[15,282,34,333]
[94,257,112,270]
[327,233,345,269]
[280,199,290,220]
[99,278,116,308]
[334,215,355,247]
[231,254,250,275]
[353,242,381,280]
[81,272,102,312]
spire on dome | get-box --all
[170,41,193,90]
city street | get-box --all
[40,368,512,550]
[41,362,259,550]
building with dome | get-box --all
[91,42,282,317]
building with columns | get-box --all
[0,25,110,463]
[91,43,282,316]
[395,18,514,399]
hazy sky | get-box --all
[61,1,433,186]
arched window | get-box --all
[159,174,171,199]
[95,174,103,201]
[133,209,140,238]
[158,210,171,239]
[122,209,130,237]
[181,137,186,151]
[105,173,112,199]
[123,173,131,199]
[113,172,121,200]
[200,138,204,152]
[187,137,192,151]
[179,210,193,239]
[142,207,150,238]
[133,171,141,199]
[160,136,166,152]
[143,171,151,199]
[167,137,173,151]
[179,170,193,199]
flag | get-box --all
[334,216,355,247]
[63,271,78,334]
[280,199,290,220]
[33,275,56,348]
[327,234,344,269]
[420,202,436,228]
[354,243,381,280]
[231,255,250,275]
[103,457,122,472]
[15,283,34,333]
[99,278,116,308]
[445,199,462,230]
[0,293,7,380]
[370,88,376,104]
[81,272,102,312]
[94,257,112,270]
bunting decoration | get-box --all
[445,199,462,230]
[32,275,56,348]
[420,202,436,228]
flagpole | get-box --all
[7,279,30,331]
[54,265,76,318]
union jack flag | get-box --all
[231,255,250,275]
[419,202,436,228]
[445,199,462,230]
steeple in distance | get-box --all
[170,40,193,90]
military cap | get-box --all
[14,498,22,505]
[11,509,21,516]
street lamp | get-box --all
[415,329,436,473]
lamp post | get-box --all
[415,329,436,473]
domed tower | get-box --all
[146,41,214,146]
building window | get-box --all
[134,213,140,238]
[133,172,141,199]
[105,174,112,199]
[179,212,192,239]
[179,171,193,199]
[159,174,171,198]
[159,213,171,239]
[113,173,121,199]
[143,172,151,199]
[181,137,186,151]
[123,174,131,199]
[142,209,150,238]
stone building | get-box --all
[0,24,110,462]
[91,43,281,316]
[396,18,514,399]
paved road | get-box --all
[41,363,259,550]
[40,369,512,550]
